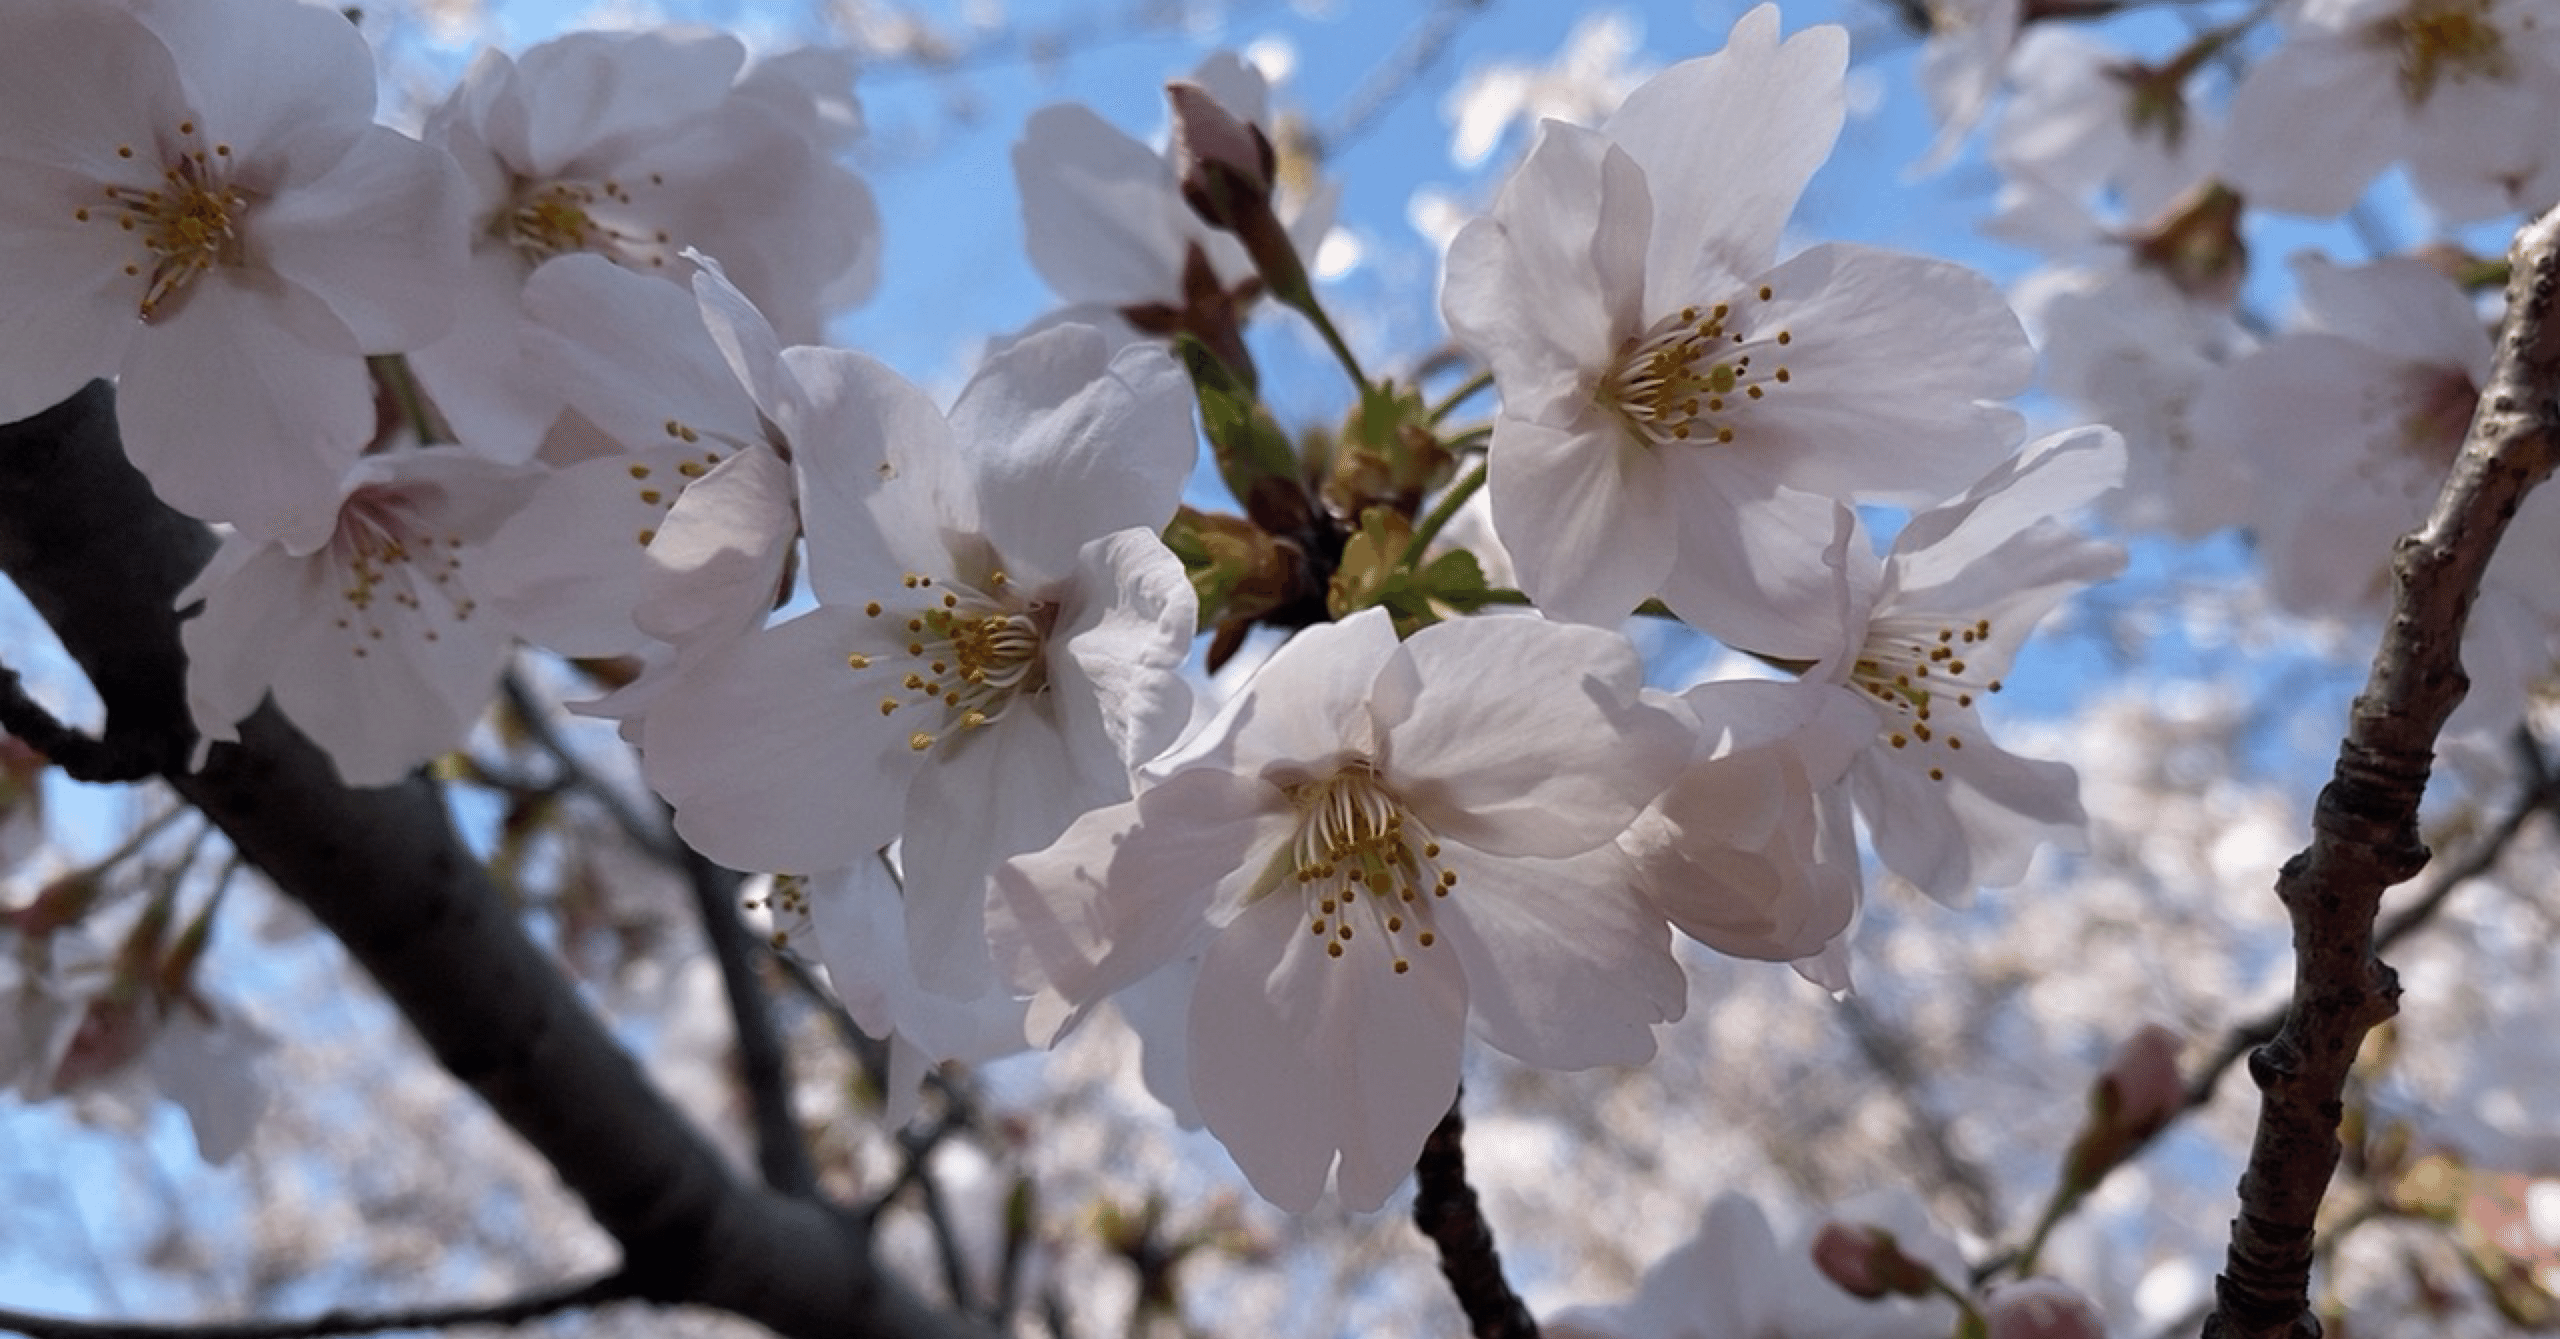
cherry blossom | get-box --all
[1774,428,2128,904]
[0,0,466,545]
[180,445,533,787]
[639,325,1199,1008]
[2189,253,2560,731]
[2221,0,2560,221]
[1439,5,2032,634]
[477,254,797,663]
[990,609,1689,1210]
[413,27,879,455]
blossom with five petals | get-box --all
[0,0,466,544]
[991,609,1689,1211]
[639,326,1199,1008]
[1440,5,2032,636]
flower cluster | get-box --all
[0,0,2127,1228]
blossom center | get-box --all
[330,487,479,658]
[78,122,248,323]
[1597,287,1794,449]
[1284,764,1456,975]
[502,175,673,269]
[1850,614,2003,783]
[849,570,1052,753]
[2386,0,2511,103]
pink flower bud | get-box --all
[2100,1023,2184,1140]
[1809,1221,1941,1299]
[1983,1278,2107,1339]
[1165,79,1273,229]
[1811,1221,1889,1298]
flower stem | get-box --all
[1400,462,1488,570]
[1287,290,1371,392]
[1429,369,1495,425]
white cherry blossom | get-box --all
[639,326,1199,1008]
[413,28,879,456]
[1439,5,2032,635]
[990,609,1689,1211]
[0,0,467,545]
[1827,427,2128,902]
[2221,0,2560,221]
[180,445,533,787]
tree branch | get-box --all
[2202,210,2560,1339]
[2184,724,2560,1118]
[0,1273,631,1339]
[0,382,998,1339]
[1411,1090,1537,1339]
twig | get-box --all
[687,848,821,1199]
[1410,1090,1537,1339]
[2202,209,2560,1339]
[0,1272,630,1339]
[2182,724,2560,1117]
[496,673,675,862]
[497,672,818,1197]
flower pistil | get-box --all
[1598,287,1795,448]
[850,570,1052,753]
[1284,764,1457,975]
[79,122,249,322]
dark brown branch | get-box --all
[0,382,997,1339]
[1411,1091,1537,1339]
[2203,210,2560,1339]
[0,1273,629,1339]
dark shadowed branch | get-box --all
[2202,209,2560,1339]
[1411,1090,1537,1339]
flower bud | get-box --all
[1162,79,1315,314]
[1983,1278,2107,1339]
[1809,1221,1942,1299]
[2099,1023,2184,1142]
[2059,1023,2186,1196]
[1166,80,1275,234]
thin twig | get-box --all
[0,1273,630,1339]
[2203,209,2560,1339]
[2182,724,2560,1117]
[1411,1090,1537,1339]
[688,848,821,1198]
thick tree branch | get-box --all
[2203,210,2560,1339]
[0,1273,630,1339]
[0,659,158,782]
[0,383,996,1339]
